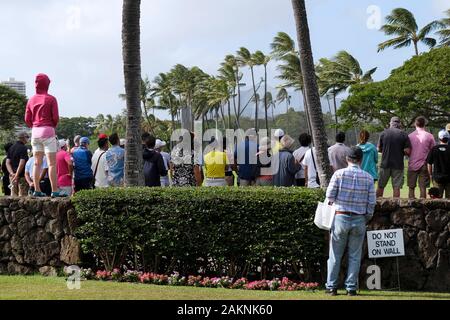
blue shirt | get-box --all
[358,142,379,180]
[326,164,376,215]
[105,145,125,186]
[234,140,259,180]
[72,147,93,180]
[25,156,48,180]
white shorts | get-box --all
[31,136,58,154]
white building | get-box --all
[1,77,26,96]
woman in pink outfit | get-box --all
[25,73,66,197]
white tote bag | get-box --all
[314,200,336,230]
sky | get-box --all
[0,0,448,119]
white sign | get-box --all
[367,229,405,258]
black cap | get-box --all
[347,146,363,161]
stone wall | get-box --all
[0,197,448,292]
[0,197,79,276]
[361,199,450,292]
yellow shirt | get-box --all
[204,151,228,178]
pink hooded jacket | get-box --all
[25,73,59,129]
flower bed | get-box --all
[81,268,319,292]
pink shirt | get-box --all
[56,150,72,187]
[408,128,435,171]
[32,126,56,139]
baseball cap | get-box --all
[390,116,401,124]
[98,133,108,140]
[58,139,67,149]
[347,146,363,161]
[438,129,450,141]
[274,129,285,138]
[446,123,450,132]
[80,137,90,145]
[155,139,166,149]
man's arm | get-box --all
[366,179,376,222]
[15,159,26,179]
[158,155,168,177]
[404,135,412,156]
[326,172,339,203]
[25,170,33,187]
[377,133,384,153]
[39,168,48,182]
[52,98,59,128]
[6,159,14,176]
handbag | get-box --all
[314,200,336,230]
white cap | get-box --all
[438,129,450,140]
[120,139,126,146]
[59,139,67,149]
[155,139,167,149]
[274,129,285,138]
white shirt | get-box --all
[91,148,109,188]
[301,148,320,188]
[293,146,309,179]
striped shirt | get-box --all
[326,164,376,215]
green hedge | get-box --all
[72,187,326,282]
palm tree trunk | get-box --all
[264,65,269,131]
[291,0,333,188]
[301,89,312,135]
[227,99,231,129]
[414,40,419,56]
[122,0,144,187]
[332,91,338,136]
[235,68,242,128]
[250,67,259,131]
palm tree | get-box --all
[378,8,439,56]
[291,0,333,187]
[316,51,377,134]
[237,47,259,131]
[436,9,450,47]
[122,0,143,186]
[221,55,243,128]
[271,32,311,134]
[276,88,292,133]
[252,51,271,131]
[152,72,179,141]
[265,92,277,123]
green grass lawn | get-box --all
[0,276,449,300]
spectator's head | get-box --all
[17,131,30,144]
[438,129,450,144]
[298,133,312,147]
[390,116,401,129]
[59,139,68,151]
[98,137,109,151]
[280,134,295,151]
[346,146,363,165]
[359,130,370,145]
[109,133,120,146]
[98,133,108,140]
[120,139,126,149]
[428,187,441,199]
[73,135,81,147]
[259,137,271,153]
[155,139,167,151]
[336,131,346,144]
[274,128,285,141]
[145,135,156,149]
[142,132,151,145]
[415,116,427,129]
[3,142,13,153]
[80,137,90,147]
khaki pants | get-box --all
[11,177,29,197]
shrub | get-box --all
[73,187,325,282]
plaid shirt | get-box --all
[326,164,376,215]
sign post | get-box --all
[366,229,405,291]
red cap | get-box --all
[98,134,108,140]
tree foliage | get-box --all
[0,85,27,131]
[338,47,450,131]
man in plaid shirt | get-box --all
[325,146,376,296]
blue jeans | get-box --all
[326,214,366,291]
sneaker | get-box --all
[51,191,68,198]
[347,290,357,296]
[325,289,338,296]
[33,191,47,197]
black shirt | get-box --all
[6,141,29,177]
[427,144,450,183]
[143,148,167,187]
[378,128,411,170]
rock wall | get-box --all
[0,198,79,276]
[360,199,450,292]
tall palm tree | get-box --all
[265,92,277,124]
[152,72,179,140]
[276,88,292,133]
[378,8,439,56]
[122,0,143,186]
[237,47,259,131]
[221,55,243,128]
[436,9,450,47]
[316,51,377,134]
[271,32,311,134]
[291,0,333,187]
[252,51,271,131]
